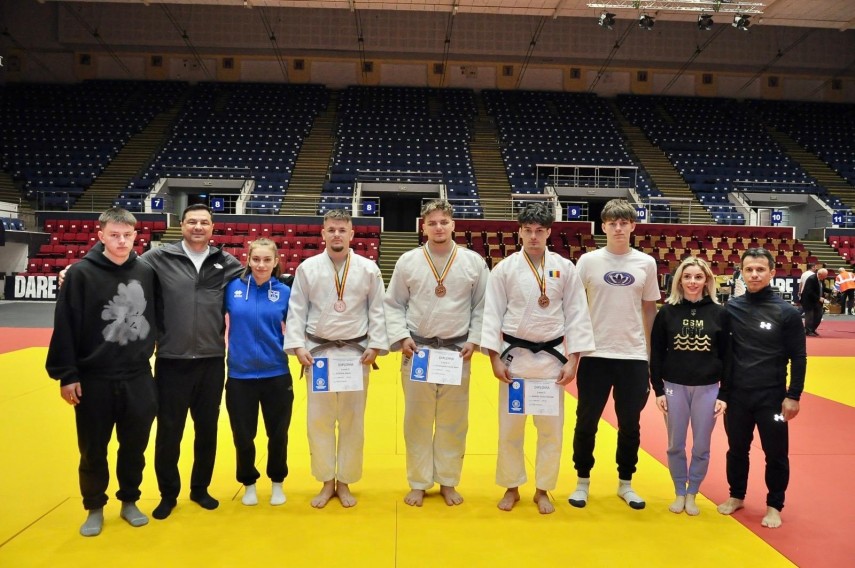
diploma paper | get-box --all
[409,348,463,386]
[507,378,560,416]
[311,357,364,393]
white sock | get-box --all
[568,478,590,508]
[242,484,258,506]
[618,479,646,510]
[270,482,286,506]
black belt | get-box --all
[410,333,469,352]
[501,333,567,365]
[306,333,379,370]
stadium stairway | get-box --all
[470,95,512,219]
[803,231,852,269]
[608,100,713,225]
[764,127,855,211]
[72,95,186,212]
[378,231,420,286]
[281,91,338,216]
[158,226,183,244]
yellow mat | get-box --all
[0,349,794,567]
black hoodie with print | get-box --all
[46,247,156,386]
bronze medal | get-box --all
[330,252,351,314]
[523,250,549,309]
[423,245,457,301]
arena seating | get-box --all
[22,219,380,277]
[133,83,329,213]
[327,86,480,217]
[634,224,806,277]
[2,80,186,210]
[20,218,167,276]
[828,234,855,263]
[1,218,25,231]
[616,95,851,225]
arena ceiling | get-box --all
[43,1,855,31]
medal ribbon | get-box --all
[331,252,351,303]
[422,245,458,289]
[522,250,546,299]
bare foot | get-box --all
[533,490,554,515]
[685,494,700,516]
[761,506,782,528]
[311,480,336,509]
[717,497,744,515]
[404,489,425,507]
[669,495,686,514]
[497,488,520,511]
[440,485,464,506]
[336,482,357,508]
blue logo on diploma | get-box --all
[508,379,525,414]
[312,358,329,392]
[410,349,429,382]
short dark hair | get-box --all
[421,199,454,220]
[99,207,137,227]
[323,209,352,223]
[601,199,636,222]
[517,203,553,228]
[742,247,775,270]
[181,203,213,221]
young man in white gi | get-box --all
[481,202,595,514]
[385,199,490,507]
[285,209,388,508]
[570,199,659,510]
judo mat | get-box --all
[1,302,852,567]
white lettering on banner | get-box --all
[13,275,58,299]
[771,278,794,296]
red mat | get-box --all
[0,328,53,354]
[565,322,855,568]
[804,319,855,356]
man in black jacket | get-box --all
[717,248,807,529]
[800,267,828,336]
[144,204,243,520]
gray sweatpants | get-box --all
[664,381,720,496]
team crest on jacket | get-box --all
[268,289,280,302]
[603,271,635,286]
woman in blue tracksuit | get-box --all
[225,237,293,506]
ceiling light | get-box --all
[598,11,616,30]
[732,14,750,31]
[697,14,713,31]
[638,14,655,30]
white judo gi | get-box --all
[481,251,595,490]
[284,250,389,484]
[385,245,489,490]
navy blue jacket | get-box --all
[225,275,291,379]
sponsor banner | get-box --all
[5,274,59,301]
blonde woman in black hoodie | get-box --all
[650,256,730,516]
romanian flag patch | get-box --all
[548,270,560,278]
